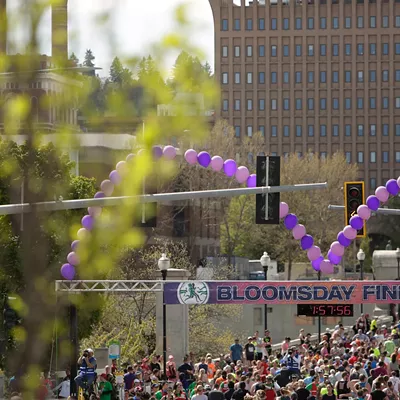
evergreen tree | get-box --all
[69,52,79,66]
[83,49,95,68]
[109,56,132,86]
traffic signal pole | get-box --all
[328,204,400,216]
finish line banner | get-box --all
[164,281,400,305]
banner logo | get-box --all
[177,281,210,304]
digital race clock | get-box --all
[297,304,354,317]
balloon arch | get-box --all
[61,146,400,280]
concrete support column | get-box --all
[156,269,191,365]
[0,0,7,55]
[52,0,68,62]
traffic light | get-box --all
[3,302,20,331]
[344,181,366,238]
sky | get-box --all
[7,0,215,77]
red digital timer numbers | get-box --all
[299,304,354,317]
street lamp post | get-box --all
[260,252,270,331]
[357,249,366,313]
[396,248,400,279]
[158,253,170,379]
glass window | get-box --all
[333,125,339,136]
[383,151,389,163]
[308,125,314,137]
[332,17,339,29]
[345,152,351,163]
[382,43,389,55]
[320,98,327,110]
[321,152,327,160]
[370,97,376,109]
[320,17,327,29]
[234,46,240,57]
[396,97,400,108]
[283,18,289,30]
[247,99,253,111]
[283,125,289,137]
[320,71,327,83]
[246,19,253,30]
[283,98,290,110]
[259,99,265,110]
[345,17,351,28]
[382,97,389,109]
[370,124,376,136]
[283,71,289,83]
[271,71,277,83]
[383,124,389,136]
[345,71,351,82]
[396,43,400,55]
[222,99,228,111]
[308,98,314,110]
[271,18,277,30]
[271,99,277,110]
[295,71,302,83]
[358,71,364,82]
[307,17,314,29]
[345,125,352,136]
[296,45,302,57]
[370,43,376,55]
[271,125,277,137]
[396,124,400,136]
[357,44,364,55]
[234,19,240,30]
[295,18,302,30]
[296,125,302,137]
[370,178,377,189]
[358,124,364,136]
[222,19,228,31]
[308,45,314,56]
[369,70,376,82]
[259,126,265,136]
[332,71,339,83]
[333,98,339,109]
[234,72,240,84]
[296,98,302,110]
[396,152,400,163]
[382,15,389,27]
[235,126,240,137]
[247,126,253,137]
[396,70,400,81]
[271,45,277,57]
[259,45,265,57]
[345,97,351,109]
[396,16,400,27]
[345,44,351,56]
[357,151,364,163]
[357,16,364,28]
[247,46,253,57]
[320,44,327,56]
[222,46,228,57]
[370,16,376,28]
[357,97,363,109]
[382,70,389,81]
[332,44,339,56]
[283,45,289,57]
[259,72,265,84]
[222,72,228,84]
[320,125,327,136]
[308,71,314,83]
[247,72,252,84]
[259,18,265,30]
[234,99,240,110]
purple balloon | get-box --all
[61,263,76,280]
[350,215,364,230]
[197,151,211,168]
[81,215,94,231]
[223,159,237,177]
[386,179,399,196]
[247,174,256,188]
[94,191,105,199]
[71,240,80,251]
[152,146,163,159]
[328,250,342,265]
[337,231,351,247]
[312,256,323,271]
[284,214,298,230]
[366,195,380,211]
[300,234,314,250]
[109,170,122,185]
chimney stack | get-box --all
[52,0,68,62]
[0,0,7,55]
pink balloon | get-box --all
[357,205,371,220]
[100,180,114,196]
[235,166,250,184]
[116,160,127,175]
[210,156,224,171]
[307,246,321,261]
[397,176,400,189]
[163,145,177,160]
[279,202,289,219]
[126,153,135,163]
[88,207,102,217]
[343,225,357,240]
[67,251,79,266]
[77,228,90,240]
[330,241,345,257]
[292,224,306,240]
[320,260,334,275]
[375,186,389,203]
[185,149,198,165]
[137,149,146,156]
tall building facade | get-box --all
[210,0,400,193]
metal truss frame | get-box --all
[55,280,168,293]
